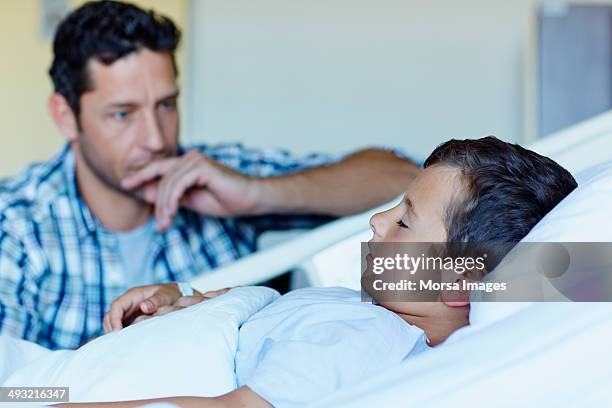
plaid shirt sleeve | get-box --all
[189,143,339,177]
[186,143,340,233]
[0,229,41,343]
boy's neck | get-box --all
[395,306,469,346]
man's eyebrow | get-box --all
[105,91,180,110]
[157,90,180,102]
[404,196,417,218]
[105,101,137,110]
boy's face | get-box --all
[368,164,468,316]
[369,164,460,244]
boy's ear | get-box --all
[48,93,79,142]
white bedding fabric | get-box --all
[311,302,612,407]
[1,286,279,403]
[311,159,612,406]
[467,158,612,328]
[3,147,611,408]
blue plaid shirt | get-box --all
[0,144,335,350]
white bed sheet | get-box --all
[311,302,612,407]
[1,287,279,404]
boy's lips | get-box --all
[366,253,374,266]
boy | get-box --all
[61,136,577,407]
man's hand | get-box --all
[121,150,261,231]
[103,284,231,333]
[131,287,231,324]
[102,283,182,333]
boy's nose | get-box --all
[369,212,386,240]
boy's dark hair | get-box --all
[49,0,181,117]
[424,136,577,272]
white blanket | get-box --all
[311,302,612,407]
[1,286,279,404]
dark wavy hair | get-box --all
[49,0,181,117]
[424,136,577,272]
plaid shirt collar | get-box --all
[61,146,97,239]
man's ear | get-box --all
[48,93,79,142]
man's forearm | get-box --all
[252,148,420,216]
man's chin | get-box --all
[99,171,148,203]
[122,188,149,203]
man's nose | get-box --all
[141,110,165,152]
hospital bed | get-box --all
[3,111,612,407]
[187,110,612,407]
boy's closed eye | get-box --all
[396,219,410,228]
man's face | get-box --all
[75,49,180,197]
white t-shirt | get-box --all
[115,218,157,288]
[235,287,428,407]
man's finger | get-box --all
[154,158,193,231]
[161,166,208,227]
[102,314,111,334]
[107,287,160,330]
[155,151,216,230]
[108,301,129,331]
[139,286,179,314]
[180,190,226,216]
[174,296,206,308]
[108,294,147,332]
[107,305,123,331]
[104,285,171,331]
[202,287,232,298]
[154,305,183,316]
[139,298,158,314]
[131,180,159,204]
[133,315,154,324]
[122,158,177,190]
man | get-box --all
[57,137,578,407]
[0,0,419,349]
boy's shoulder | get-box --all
[269,286,399,324]
[281,286,361,301]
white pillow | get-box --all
[2,286,279,403]
[523,159,612,242]
[468,159,612,328]
[0,335,52,384]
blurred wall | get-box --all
[0,0,189,177]
[187,0,532,159]
[187,0,612,159]
[2,0,611,177]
